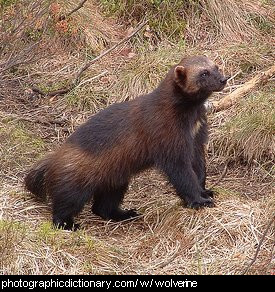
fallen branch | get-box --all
[213,65,275,112]
[32,85,74,97]
[1,111,67,126]
[59,0,88,20]
[242,215,275,275]
[33,19,149,97]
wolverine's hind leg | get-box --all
[51,185,91,230]
[92,183,139,221]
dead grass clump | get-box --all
[211,87,275,167]
[0,0,51,74]
[0,187,132,274]
[212,42,274,84]
[63,0,123,54]
[99,0,187,41]
[109,43,184,102]
[99,0,273,44]
[194,0,267,41]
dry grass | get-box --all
[0,0,274,275]
[0,0,51,73]
[1,169,274,275]
[0,117,46,186]
[109,43,184,102]
[210,86,275,166]
[107,39,274,103]
[0,0,127,111]
[63,0,123,53]
[99,0,274,44]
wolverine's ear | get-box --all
[174,66,186,82]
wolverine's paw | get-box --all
[187,197,215,210]
[111,208,140,221]
[53,222,80,231]
[201,189,215,198]
[53,217,80,231]
[68,223,80,231]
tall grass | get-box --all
[110,43,184,102]
[212,87,275,166]
[99,0,271,43]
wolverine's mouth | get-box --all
[213,84,227,92]
[215,76,230,91]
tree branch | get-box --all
[31,85,74,97]
[65,0,89,19]
[73,19,149,85]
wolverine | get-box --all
[25,55,228,230]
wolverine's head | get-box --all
[174,55,228,96]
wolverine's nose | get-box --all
[220,76,229,85]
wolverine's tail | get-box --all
[24,155,52,200]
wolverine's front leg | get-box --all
[192,143,214,198]
[192,122,214,199]
[192,143,206,188]
[159,154,214,209]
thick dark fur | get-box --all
[25,55,228,230]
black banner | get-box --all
[0,275,271,290]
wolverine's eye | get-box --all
[200,70,209,78]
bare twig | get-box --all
[1,111,67,126]
[242,215,275,275]
[75,70,108,88]
[73,19,149,85]
[31,85,74,97]
[226,70,242,83]
[65,0,89,19]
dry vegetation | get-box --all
[0,0,274,275]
